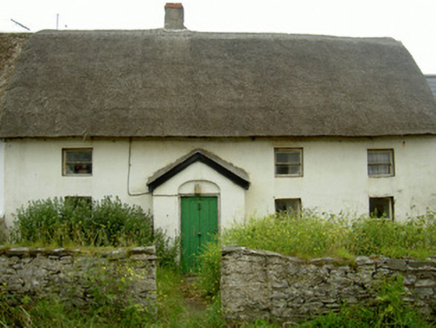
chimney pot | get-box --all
[164,3,186,30]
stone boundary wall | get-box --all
[0,246,156,312]
[221,246,436,322]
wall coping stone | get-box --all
[222,246,285,258]
[309,257,351,266]
[408,260,436,269]
[0,246,156,258]
[4,247,29,256]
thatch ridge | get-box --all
[1,29,435,138]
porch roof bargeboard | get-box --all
[147,149,250,192]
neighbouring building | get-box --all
[426,75,436,98]
[1,4,436,268]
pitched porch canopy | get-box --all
[147,149,250,192]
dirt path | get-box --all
[180,275,208,313]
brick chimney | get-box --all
[164,3,186,30]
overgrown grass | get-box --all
[197,211,436,301]
[10,196,153,247]
[0,266,226,328]
[8,196,179,265]
[197,236,222,298]
[154,266,225,327]
[221,211,436,260]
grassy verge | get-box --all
[154,266,225,327]
[221,211,436,259]
[0,266,225,327]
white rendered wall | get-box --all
[3,136,436,229]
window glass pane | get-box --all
[276,166,289,175]
[368,150,393,177]
[66,163,75,174]
[368,151,391,164]
[64,149,93,175]
[66,150,92,162]
[275,199,301,216]
[276,164,300,175]
[370,198,392,219]
[66,163,92,174]
[368,164,390,176]
[288,164,300,175]
[276,151,300,164]
[275,200,288,212]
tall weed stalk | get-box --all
[222,211,436,260]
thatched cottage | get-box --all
[1,4,436,263]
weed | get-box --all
[221,211,436,260]
[10,196,155,248]
[197,237,222,298]
[297,275,434,328]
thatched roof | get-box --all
[0,33,30,119]
[1,29,436,138]
[426,75,436,99]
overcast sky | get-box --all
[1,0,436,74]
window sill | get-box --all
[63,174,93,177]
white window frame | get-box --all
[367,149,394,177]
[62,148,93,176]
[369,197,394,220]
[275,148,303,177]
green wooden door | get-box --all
[181,196,218,273]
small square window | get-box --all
[369,197,393,220]
[275,148,303,176]
[368,149,394,177]
[63,149,93,176]
[275,198,301,216]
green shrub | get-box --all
[10,196,154,248]
[196,211,436,302]
[222,212,351,259]
[197,238,222,298]
[349,213,436,259]
[154,233,180,269]
[221,211,436,260]
[10,196,180,267]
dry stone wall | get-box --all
[221,246,436,322]
[0,246,156,312]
